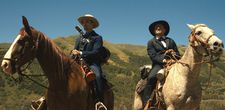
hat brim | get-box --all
[149,20,170,36]
[78,16,99,28]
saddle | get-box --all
[136,60,176,110]
[135,65,166,94]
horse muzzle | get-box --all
[1,59,16,75]
[208,36,224,56]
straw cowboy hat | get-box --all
[78,14,99,28]
[149,20,170,36]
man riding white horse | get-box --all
[139,20,181,108]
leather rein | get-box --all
[2,34,48,89]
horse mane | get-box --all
[21,27,83,90]
[12,23,114,109]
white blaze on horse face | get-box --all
[1,34,21,74]
[3,34,21,59]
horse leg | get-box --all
[194,106,200,110]
[102,80,114,110]
[167,105,175,110]
[103,89,114,110]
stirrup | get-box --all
[95,101,107,110]
[149,106,157,110]
[31,97,45,110]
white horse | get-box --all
[134,24,224,110]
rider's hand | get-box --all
[72,50,81,55]
[164,49,177,59]
[164,49,174,55]
[163,59,167,63]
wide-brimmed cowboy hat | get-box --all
[78,14,99,28]
[149,20,170,36]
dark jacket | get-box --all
[147,36,180,66]
[74,31,103,65]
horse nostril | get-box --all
[1,62,8,68]
[213,42,219,46]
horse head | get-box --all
[187,24,224,58]
[1,16,39,75]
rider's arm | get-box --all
[171,39,181,59]
[81,36,103,59]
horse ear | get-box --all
[22,16,32,35]
[187,24,195,30]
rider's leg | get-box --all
[89,64,103,102]
[142,77,157,106]
[89,64,108,110]
[143,64,163,106]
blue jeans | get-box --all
[89,63,103,101]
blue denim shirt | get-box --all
[74,31,103,65]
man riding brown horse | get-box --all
[30,14,109,110]
[71,14,107,109]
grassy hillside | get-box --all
[0,35,225,110]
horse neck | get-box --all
[35,33,71,89]
[179,44,203,80]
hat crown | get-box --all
[78,14,99,28]
[149,20,170,36]
[84,14,95,18]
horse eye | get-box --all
[17,39,25,46]
[195,31,202,36]
[24,41,29,46]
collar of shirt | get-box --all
[156,36,167,48]
[156,36,166,41]
[84,30,97,38]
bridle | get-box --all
[162,25,220,90]
[189,25,214,56]
[3,34,38,70]
[2,32,48,88]
[182,25,219,89]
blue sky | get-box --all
[0,0,224,45]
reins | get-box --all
[17,60,49,89]
[4,58,48,89]
[165,25,218,90]
[1,33,49,89]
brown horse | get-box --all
[1,16,114,110]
